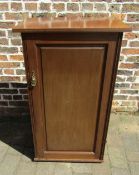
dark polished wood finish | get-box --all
[13,16,131,162]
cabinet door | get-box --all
[23,32,122,162]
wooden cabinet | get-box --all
[13,16,131,162]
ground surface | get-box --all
[0,113,139,175]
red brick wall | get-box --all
[0,1,139,116]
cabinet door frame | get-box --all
[22,32,122,162]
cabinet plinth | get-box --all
[13,16,131,162]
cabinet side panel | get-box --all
[95,33,123,159]
[22,38,37,157]
[24,39,47,158]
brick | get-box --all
[8,30,21,38]
[84,12,109,18]
[4,69,14,75]
[114,95,127,100]
[120,101,137,106]
[122,49,139,55]
[53,3,65,12]
[127,14,139,22]
[0,62,20,68]
[16,69,25,75]
[0,13,3,19]
[0,76,20,82]
[0,101,8,106]
[94,3,106,11]
[88,0,111,2]
[32,12,56,18]
[0,0,138,114]
[131,83,139,89]
[5,12,28,20]
[20,46,23,52]
[131,23,139,31]
[0,22,15,29]
[9,101,28,107]
[0,13,3,20]
[0,31,6,37]
[0,89,18,94]
[116,76,125,82]
[0,106,29,117]
[122,4,139,12]
[0,38,8,45]
[135,70,139,76]
[113,106,137,112]
[10,55,24,61]
[11,83,27,88]
[109,4,121,12]
[19,89,28,94]
[0,55,7,61]
[117,70,133,76]
[0,83,9,88]
[127,56,139,62]
[22,76,27,82]
[129,41,139,47]
[115,83,130,89]
[25,3,37,11]
[0,3,8,11]
[54,0,69,1]
[0,47,18,53]
[122,40,127,47]
[119,63,139,69]
[67,3,79,11]
[11,38,22,46]
[119,56,125,61]
[126,76,136,82]
[124,32,139,39]
[120,90,138,95]
[3,95,12,100]
[39,3,51,11]
[128,96,139,100]
[115,0,133,1]
[23,95,28,100]
[82,3,93,11]
[13,95,22,100]
[11,3,22,11]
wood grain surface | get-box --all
[41,47,105,152]
[12,16,131,33]
[16,17,130,161]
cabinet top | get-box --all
[12,16,131,33]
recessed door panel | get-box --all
[41,47,106,152]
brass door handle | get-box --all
[30,71,37,87]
